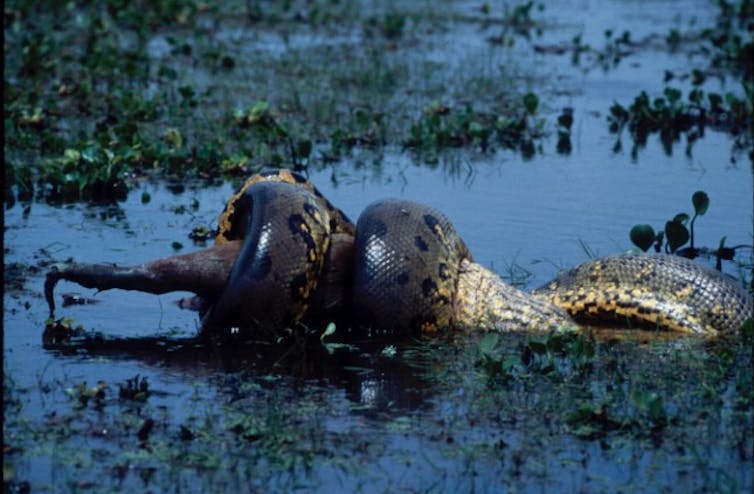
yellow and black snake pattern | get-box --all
[206,169,753,337]
[202,169,354,334]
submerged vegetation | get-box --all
[608,85,752,160]
[629,189,752,289]
[4,323,752,492]
[5,0,753,202]
[471,327,753,440]
[3,0,548,202]
[3,0,753,492]
[607,0,753,160]
[403,95,546,160]
[630,190,745,262]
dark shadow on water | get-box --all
[42,330,433,413]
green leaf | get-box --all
[708,92,723,110]
[663,87,681,103]
[665,220,689,253]
[609,102,628,118]
[654,231,665,252]
[691,190,709,216]
[320,322,336,341]
[647,394,665,422]
[63,148,81,164]
[468,121,485,137]
[633,391,666,425]
[81,146,99,164]
[523,93,538,115]
[691,69,706,86]
[688,88,704,105]
[249,100,269,119]
[478,332,500,357]
[671,213,690,225]
[630,224,655,251]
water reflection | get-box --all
[4,0,751,490]
[42,331,431,413]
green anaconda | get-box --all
[45,169,753,338]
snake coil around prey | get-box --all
[45,169,753,339]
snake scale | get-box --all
[45,169,753,338]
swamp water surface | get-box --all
[4,1,752,493]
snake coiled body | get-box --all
[201,169,355,334]
[352,199,472,334]
[203,170,752,337]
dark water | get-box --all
[4,1,752,492]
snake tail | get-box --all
[531,254,753,335]
[43,169,753,339]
